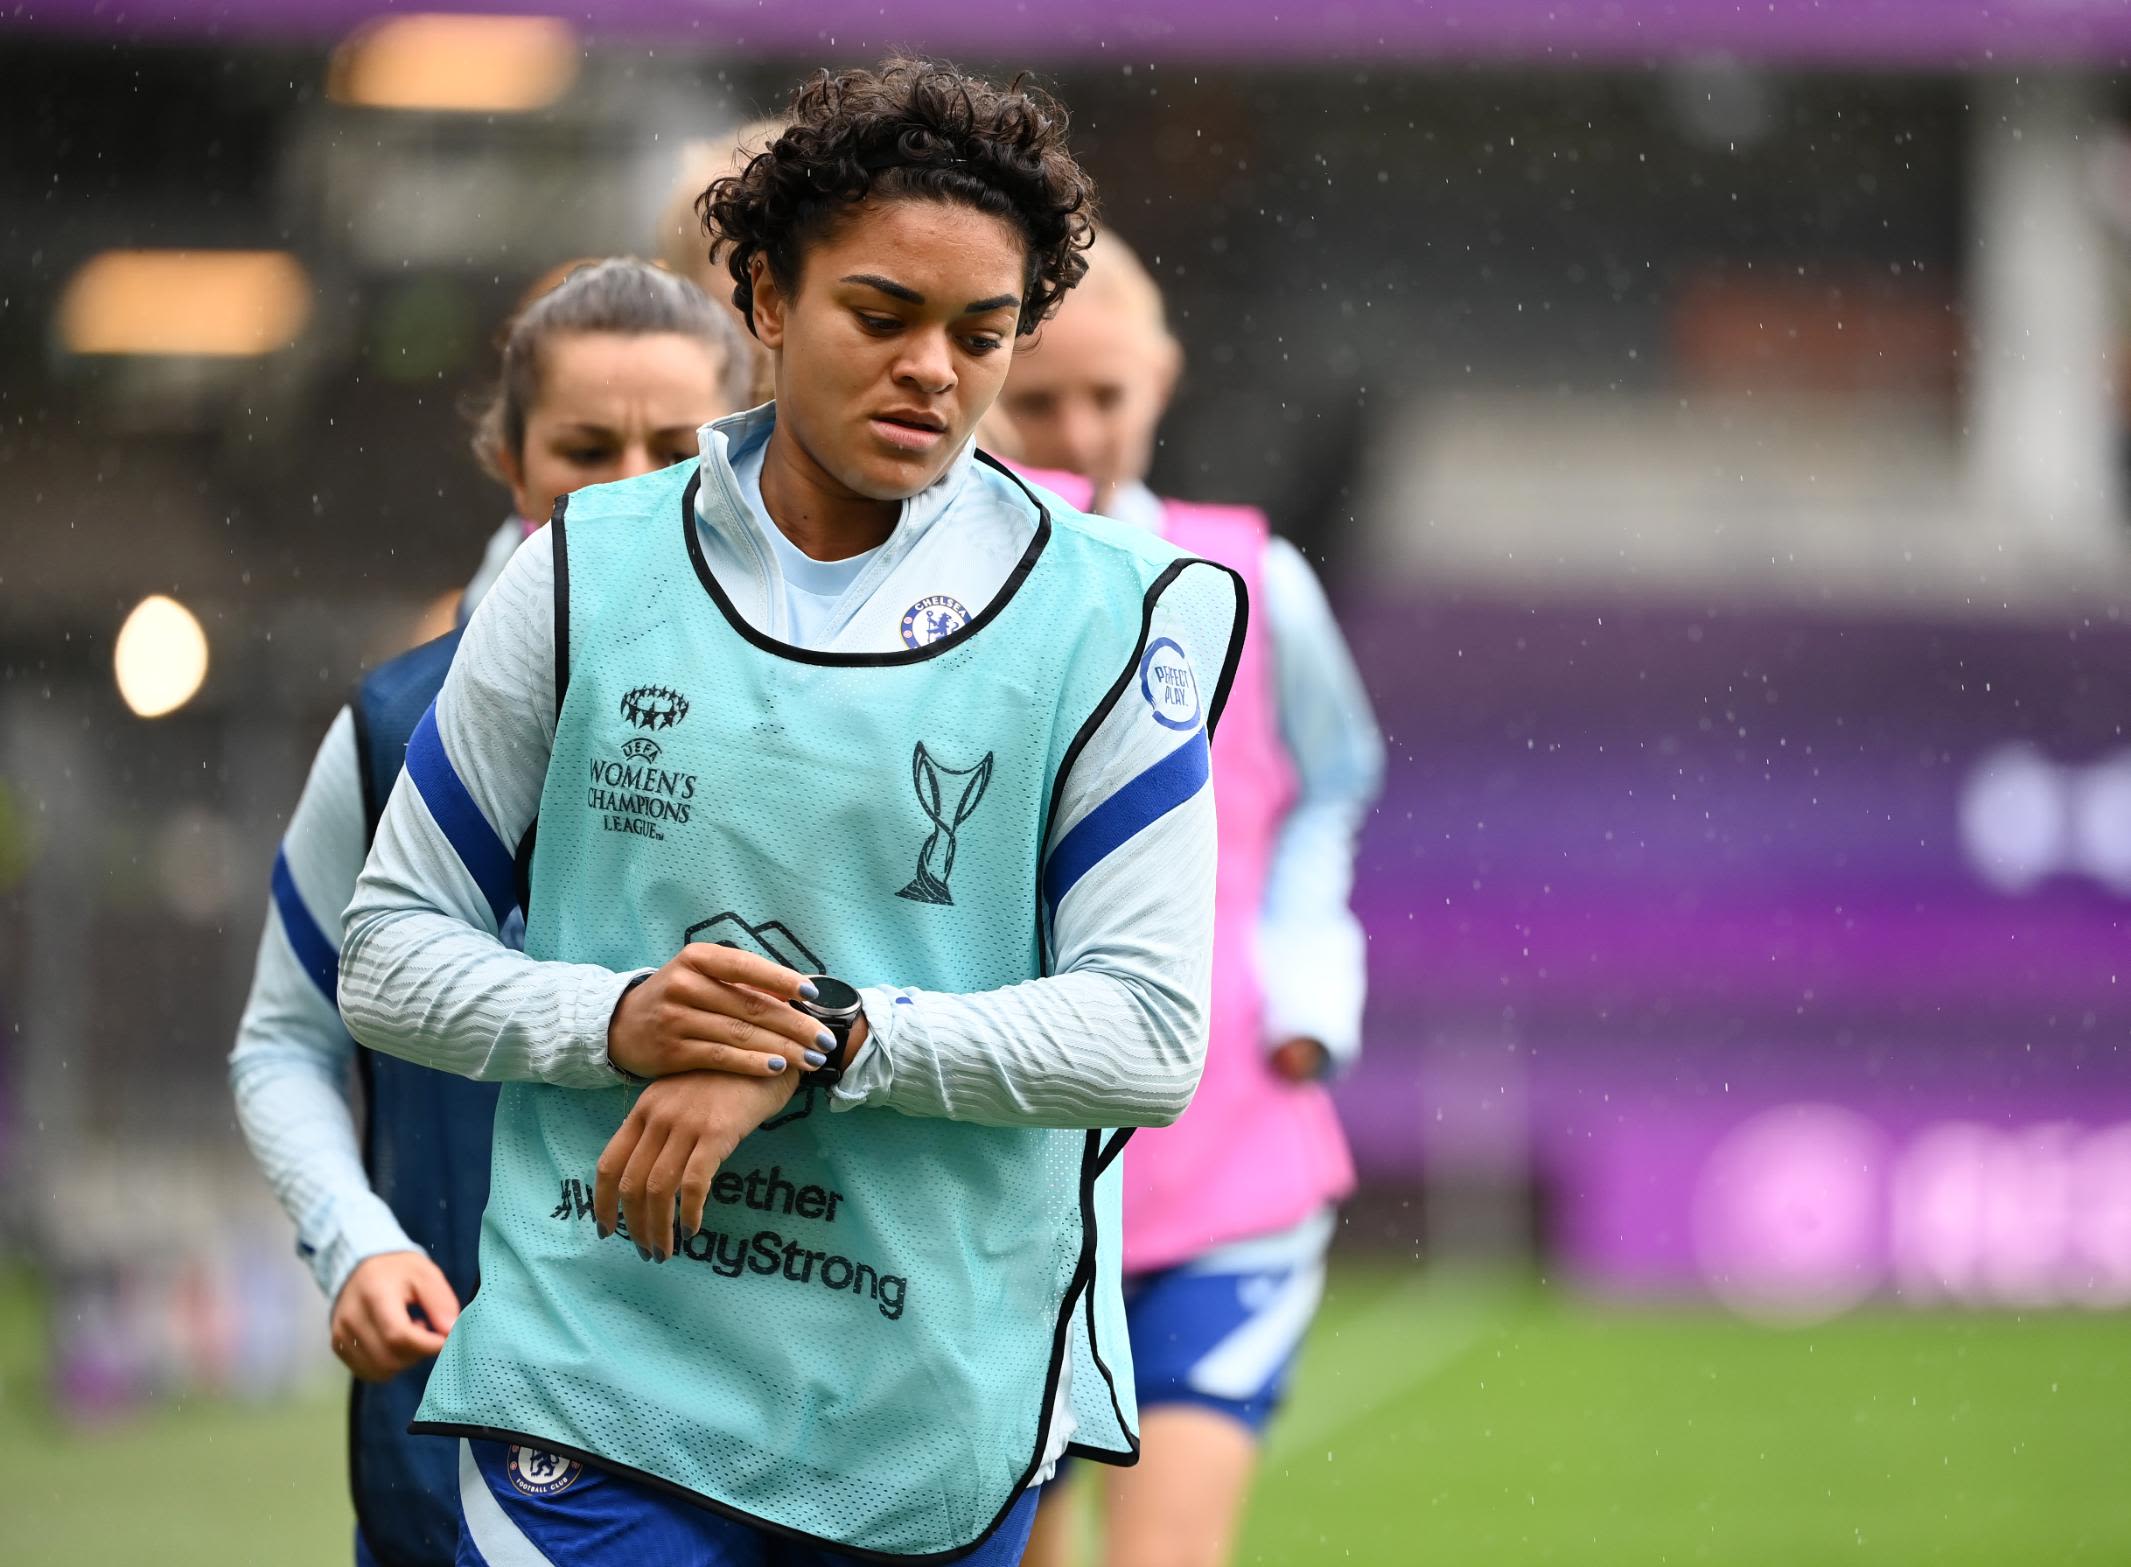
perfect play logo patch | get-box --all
[1138,637,1201,731]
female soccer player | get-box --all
[1002,231,1384,1567]
[659,117,1031,460]
[229,257,752,1567]
[338,59,1244,1566]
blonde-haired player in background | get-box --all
[1006,230,1384,1567]
[656,120,783,405]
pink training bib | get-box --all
[1013,467,1357,1272]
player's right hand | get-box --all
[607,943,833,1081]
[595,1067,803,1257]
[330,1251,460,1382]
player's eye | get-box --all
[962,334,1005,356]
[856,312,900,334]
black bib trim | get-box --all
[679,451,1053,668]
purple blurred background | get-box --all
[1338,592,2131,1308]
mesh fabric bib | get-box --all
[413,456,1243,1561]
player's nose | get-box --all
[1057,403,1107,470]
[892,326,956,395]
[615,443,664,481]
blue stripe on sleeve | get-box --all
[405,701,518,926]
[1043,731,1211,920]
[270,847,340,1005]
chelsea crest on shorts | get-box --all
[506,1444,583,1496]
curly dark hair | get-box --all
[703,58,1097,339]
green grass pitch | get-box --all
[2,1262,2125,1563]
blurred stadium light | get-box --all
[112,595,210,719]
[326,14,579,113]
[57,250,311,357]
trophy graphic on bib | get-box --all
[897,742,994,905]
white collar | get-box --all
[690,403,988,636]
[692,401,981,556]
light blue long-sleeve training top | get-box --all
[1104,481,1383,1070]
[228,519,524,1302]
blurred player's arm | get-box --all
[835,597,1224,1130]
[228,707,424,1301]
[338,531,644,1088]
[1253,538,1385,1079]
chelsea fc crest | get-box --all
[900,595,971,650]
[507,1445,583,1496]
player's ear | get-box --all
[749,254,787,352]
[497,443,536,524]
[1151,332,1183,417]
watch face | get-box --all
[804,976,862,1015]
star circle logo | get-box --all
[900,595,971,650]
[620,685,689,732]
[506,1445,583,1496]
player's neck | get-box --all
[1095,474,1154,520]
[758,426,898,562]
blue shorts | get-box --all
[1123,1249,1328,1435]
[455,1438,1039,1566]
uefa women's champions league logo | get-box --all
[897,742,994,905]
[619,684,690,732]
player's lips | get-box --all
[869,409,948,453]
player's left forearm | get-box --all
[837,966,1207,1129]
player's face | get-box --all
[502,330,733,522]
[999,293,1178,493]
[751,197,1025,502]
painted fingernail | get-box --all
[798,979,820,1001]
[597,1223,613,1240]
[815,1030,837,1053]
[766,1056,787,1073]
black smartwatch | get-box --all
[791,976,864,1087]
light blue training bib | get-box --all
[413,455,1244,1560]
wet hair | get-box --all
[704,57,1097,339]
[469,257,752,481]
